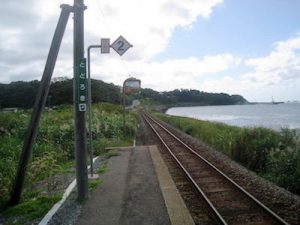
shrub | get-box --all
[0,103,138,209]
[233,128,280,172]
[27,151,62,196]
[156,112,300,194]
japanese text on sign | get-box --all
[78,58,87,112]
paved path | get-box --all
[76,146,194,225]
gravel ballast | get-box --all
[137,113,300,225]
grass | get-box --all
[60,161,76,174]
[0,102,138,223]
[88,179,103,192]
[2,195,61,223]
[96,163,108,174]
[155,112,300,195]
[88,150,121,191]
[105,150,121,158]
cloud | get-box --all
[0,0,223,84]
[84,0,223,60]
[196,35,300,101]
[0,0,39,29]
[244,35,300,85]
[200,75,300,102]
[89,53,240,91]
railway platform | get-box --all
[75,145,194,225]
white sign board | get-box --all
[124,78,141,94]
[125,80,141,88]
[111,36,133,56]
[101,38,110,54]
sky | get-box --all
[1,0,300,102]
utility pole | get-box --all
[73,0,88,200]
[9,4,72,205]
[10,1,89,205]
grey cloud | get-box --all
[278,69,300,80]
[0,0,39,29]
[2,1,97,83]
[0,60,44,83]
[0,1,74,83]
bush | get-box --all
[0,103,138,210]
[156,112,300,194]
[233,128,280,172]
[27,151,62,196]
[265,146,300,193]
[0,137,22,205]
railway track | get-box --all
[142,112,290,225]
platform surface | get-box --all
[76,145,194,225]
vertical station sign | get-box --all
[78,58,87,111]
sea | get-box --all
[166,103,300,131]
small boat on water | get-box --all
[272,97,284,104]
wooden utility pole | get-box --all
[9,4,73,205]
[73,0,88,200]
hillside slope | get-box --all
[0,78,248,108]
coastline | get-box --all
[163,103,300,131]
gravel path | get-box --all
[46,156,106,225]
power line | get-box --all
[94,0,131,76]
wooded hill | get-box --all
[0,78,248,108]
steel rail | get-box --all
[143,114,228,225]
[143,112,290,225]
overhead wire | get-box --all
[94,0,132,77]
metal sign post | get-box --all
[86,36,132,177]
[122,78,141,132]
[87,45,100,177]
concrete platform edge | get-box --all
[149,145,195,225]
[38,156,99,225]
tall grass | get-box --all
[156,113,300,195]
[0,103,138,211]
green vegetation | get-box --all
[140,88,248,107]
[96,163,108,174]
[0,78,122,109]
[0,78,247,110]
[104,150,120,158]
[88,180,103,192]
[0,103,138,221]
[2,194,61,224]
[156,113,300,194]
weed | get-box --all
[88,179,103,191]
[3,195,61,221]
[27,151,62,196]
[96,163,108,174]
[0,102,138,213]
[156,112,300,194]
[106,150,120,158]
